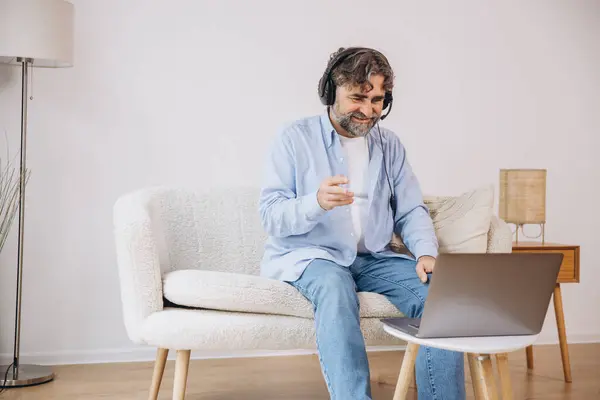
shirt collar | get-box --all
[320,111,337,148]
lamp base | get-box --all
[514,222,546,245]
[0,364,54,388]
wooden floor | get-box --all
[1,344,598,399]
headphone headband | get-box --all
[318,47,393,119]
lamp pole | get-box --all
[0,57,54,388]
[0,0,74,388]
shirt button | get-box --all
[351,233,354,237]
[340,157,343,161]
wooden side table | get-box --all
[511,241,580,382]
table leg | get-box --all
[468,353,485,399]
[474,354,498,400]
[393,342,419,400]
[553,283,572,382]
[495,353,513,399]
[525,345,534,369]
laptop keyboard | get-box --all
[408,320,421,329]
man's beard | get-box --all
[331,104,379,137]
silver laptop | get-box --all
[381,252,563,338]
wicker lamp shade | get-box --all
[499,169,547,243]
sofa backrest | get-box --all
[150,186,267,276]
[146,184,500,277]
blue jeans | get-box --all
[288,254,465,400]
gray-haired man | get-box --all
[259,47,465,400]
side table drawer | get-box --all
[513,247,579,283]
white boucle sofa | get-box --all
[113,185,512,399]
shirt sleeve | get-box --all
[259,129,327,237]
[390,135,439,259]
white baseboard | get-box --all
[535,333,600,345]
[0,345,406,366]
[1,334,598,366]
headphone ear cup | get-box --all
[326,77,335,105]
[383,92,393,110]
[318,74,336,106]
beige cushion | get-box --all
[425,185,495,253]
[162,269,404,319]
[390,185,495,255]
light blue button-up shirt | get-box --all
[258,112,438,282]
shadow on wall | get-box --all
[0,65,14,93]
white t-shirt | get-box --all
[338,134,370,254]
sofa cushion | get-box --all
[391,185,495,254]
[162,269,404,319]
[424,185,495,253]
[141,308,406,351]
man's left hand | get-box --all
[416,256,436,283]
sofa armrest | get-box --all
[113,189,164,344]
[487,215,513,253]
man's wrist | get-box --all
[302,190,328,220]
[413,243,438,261]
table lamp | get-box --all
[499,169,547,244]
[0,0,74,388]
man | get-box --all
[258,46,465,400]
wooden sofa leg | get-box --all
[173,350,191,400]
[149,348,169,400]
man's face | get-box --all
[330,74,386,138]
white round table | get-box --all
[382,323,539,400]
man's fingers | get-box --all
[324,186,351,195]
[326,192,354,200]
[327,175,349,186]
[416,264,427,283]
[330,198,354,205]
[319,175,353,210]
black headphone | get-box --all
[318,47,394,120]
[318,46,397,219]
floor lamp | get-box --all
[0,0,74,387]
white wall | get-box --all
[0,0,598,364]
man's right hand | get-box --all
[317,175,354,211]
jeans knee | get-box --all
[313,269,358,311]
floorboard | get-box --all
[0,343,598,399]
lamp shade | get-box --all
[499,169,546,225]
[0,0,74,67]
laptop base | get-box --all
[382,317,423,337]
